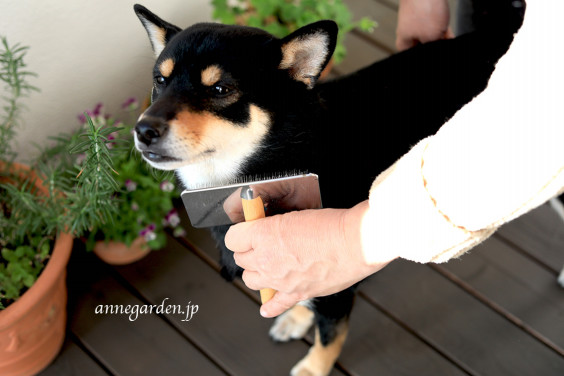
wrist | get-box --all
[342,201,398,271]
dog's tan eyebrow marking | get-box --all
[201,65,223,86]
[159,58,175,78]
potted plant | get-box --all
[0,37,122,376]
[211,0,377,65]
[77,100,184,265]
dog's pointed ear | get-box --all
[278,20,338,89]
[134,4,182,57]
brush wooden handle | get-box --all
[241,196,266,222]
[241,191,277,304]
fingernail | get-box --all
[260,307,268,317]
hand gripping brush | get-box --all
[180,173,322,304]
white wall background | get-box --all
[0,0,212,162]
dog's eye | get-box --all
[155,76,166,86]
[213,85,230,96]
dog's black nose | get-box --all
[135,118,168,146]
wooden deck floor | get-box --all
[39,1,564,375]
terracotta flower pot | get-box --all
[93,236,150,265]
[0,162,73,376]
[0,233,73,376]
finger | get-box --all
[241,269,263,291]
[233,250,256,271]
[224,222,254,253]
[259,292,300,318]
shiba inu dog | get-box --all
[133,3,523,374]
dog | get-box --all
[132,3,524,375]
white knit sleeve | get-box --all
[360,0,564,264]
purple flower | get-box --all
[121,97,139,110]
[139,223,157,242]
[125,179,137,192]
[106,131,119,149]
[131,202,139,211]
[77,110,95,124]
[164,208,180,227]
[160,181,175,192]
[77,103,104,124]
[92,102,103,116]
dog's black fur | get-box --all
[133,2,524,374]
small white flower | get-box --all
[125,179,137,192]
[160,181,175,192]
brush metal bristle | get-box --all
[186,169,309,191]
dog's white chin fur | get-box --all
[175,159,241,190]
[141,155,186,171]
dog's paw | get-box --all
[269,304,314,342]
[290,357,329,376]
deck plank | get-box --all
[439,235,564,353]
[360,258,564,375]
[341,298,468,375]
[347,0,399,52]
[67,250,224,376]
[180,218,468,375]
[334,32,390,76]
[37,338,108,376]
[114,234,342,376]
[497,203,564,272]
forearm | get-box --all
[363,0,564,264]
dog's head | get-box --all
[132,4,337,181]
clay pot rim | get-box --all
[93,236,150,265]
[0,161,73,327]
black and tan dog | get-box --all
[133,3,524,375]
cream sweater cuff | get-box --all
[361,139,494,264]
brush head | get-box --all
[180,172,321,228]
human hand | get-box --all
[396,0,454,51]
[222,175,322,224]
[224,201,396,317]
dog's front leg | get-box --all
[291,289,356,376]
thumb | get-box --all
[259,292,301,318]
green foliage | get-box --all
[0,37,128,309]
[80,103,182,252]
[0,115,121,308]
[0,36,39,162]
[0,240,50,309]
[211,0,377,63]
